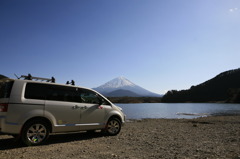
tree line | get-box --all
[107,97,162,103]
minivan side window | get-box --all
[79,89,111,105]
[25,83,110,105]
[0,80,14,98]
[47,85,81,103]
[79,89,100,104]
[25,83,47,100]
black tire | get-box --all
[21,120,50,146]
[104,118,121,136]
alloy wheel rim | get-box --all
[107,120,120,134]
[27,124,47,143]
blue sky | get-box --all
[1,0,239,94]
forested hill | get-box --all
[0,74,8,79]
[162,68,240,103]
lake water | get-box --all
[116,103,240,119]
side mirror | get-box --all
[98,98,104,105]
[96,94,110,106]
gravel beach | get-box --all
[1,115,240,159]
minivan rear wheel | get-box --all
[21,120,49,146]
[104,118,121,136]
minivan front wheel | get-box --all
[105,118,121,136]
[21,120,49,146]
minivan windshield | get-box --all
[0,80,14,98]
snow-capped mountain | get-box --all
[93,77,161,97]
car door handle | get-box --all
[80,106,87,110]
[72,105,80,109]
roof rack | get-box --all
[18,74,55,83]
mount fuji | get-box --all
[93,77,161,97]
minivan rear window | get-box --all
[0,80,14,98]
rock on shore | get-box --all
[0,115,240,159]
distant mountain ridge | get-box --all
[93,77,161,97]
[162,68,240,103]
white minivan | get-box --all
[0,75,125,146]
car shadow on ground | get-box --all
[0,132,105,150]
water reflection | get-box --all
[117,103,240,119]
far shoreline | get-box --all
[107,96,240,104]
